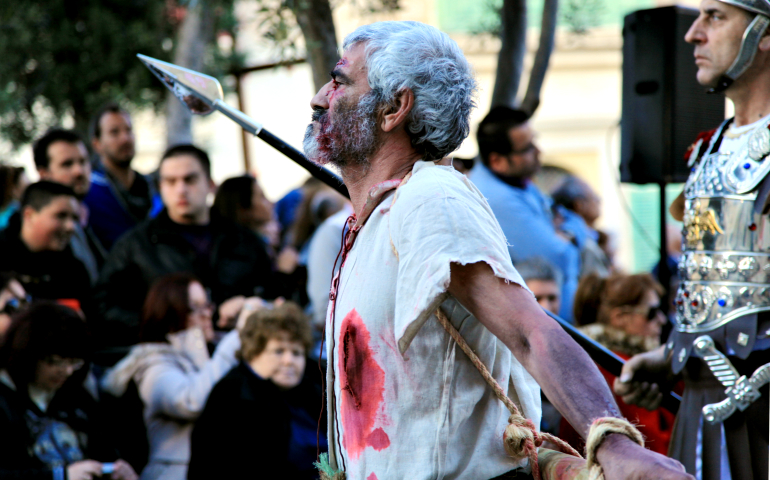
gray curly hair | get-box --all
[343,21,477,161]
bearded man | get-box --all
[615,2,770,479]
[303,21,691,480]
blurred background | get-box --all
[0,0,718,273]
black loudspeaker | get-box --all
[620,6,725,184]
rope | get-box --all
[434,308,582,480]
[584,417,645,480]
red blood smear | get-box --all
[749,223,758,231]
[367,474,379,480]
[338,309,391,460]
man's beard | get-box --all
[303,91,382,169]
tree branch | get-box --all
[491,0,527,109]
[520,0,559,116]
[292,0,339,92]
[166,0,216,147]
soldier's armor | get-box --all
[668,117,770,372]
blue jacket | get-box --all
[469,163,581,322]
[83,168,163,251]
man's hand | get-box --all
[596,434,693,480]
[217,296,246,328]
[612,346,670,411]
[110,459,138,480]
[66,460,102,480]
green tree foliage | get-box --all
[0,0,177,149]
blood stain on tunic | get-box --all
[338,308,391,459]
[367,473,379,480]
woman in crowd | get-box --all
[0,165,28,230]
[560,272,674,455]
[0,302,136,480]
[187,302,326,480]
[213,175,278,247]
[101,273,254,480]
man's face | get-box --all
[501,123,541,179]
[22,196,79,251]
[159,155,212,225]
[527,279,560,315]
[685,0,752,87]
[304,44,382,168]
[93,112,135,167]
[38,141,91,199]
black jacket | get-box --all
[0,214,92,308]
[0,374,120,480]
[94,210,286,346]
[187,361,326,480]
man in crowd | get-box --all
[0,181,91,309]
[515,256,562,315]
[303,21,689,479]
[33,129,105,284]
[84,103,161,250]
[552,176,611,278]
[95,145,284,346]
[470,107,581,322]
[616,1,770,478]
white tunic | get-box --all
[325,161,541,480]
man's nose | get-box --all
[311,82,334,110]
[685,17,704,44]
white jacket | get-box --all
[101,328,240,480]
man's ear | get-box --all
[37,167,50,180]
[91,137,101,154]
[381,88,414,133]
[487,152,511,175]
[760,30,770,51]
[21,205,35,224]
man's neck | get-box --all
[168,210,210,227]
[341,137,423,218]
[726,64,770,127]
[102,157,135,190]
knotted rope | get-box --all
[434,308,582,480]
[584,417,645,480]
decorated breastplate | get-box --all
[675,117,770,333]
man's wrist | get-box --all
[594,432,635,466]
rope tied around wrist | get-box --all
[584,417,645,480]
[434,308,582,480]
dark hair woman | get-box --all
[0,301,137,480]
[101,273,248,480]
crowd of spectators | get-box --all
[0,102,675,479]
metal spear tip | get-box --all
[136,54,223,116]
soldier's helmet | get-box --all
[708,0,770,91]
[718,0,770,17]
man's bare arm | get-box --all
[670,189,685,221]
[448,262,691,479]
[447,262,620,438]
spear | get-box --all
[138,54,680,414]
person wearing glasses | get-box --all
[470,106,581,323]
[101,273,264,480]
[0,301,138,480]
[559,272,674,455]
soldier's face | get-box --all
[685,0,753,87]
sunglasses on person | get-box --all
[622,304,664,321]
